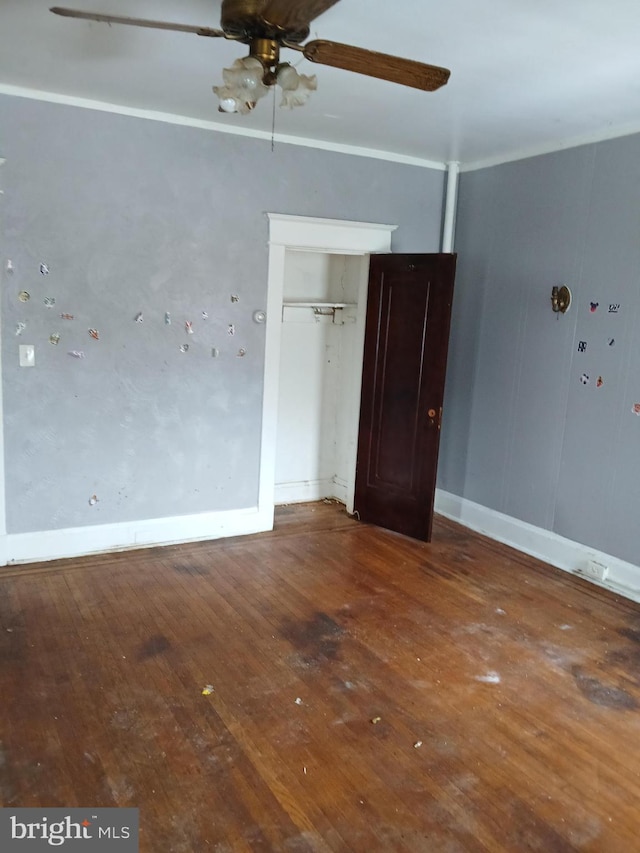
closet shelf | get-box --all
[282,301,356,309]
[281,301,357,325]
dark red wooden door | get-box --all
[354,253,456,541]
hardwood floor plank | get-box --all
[2,503,640,850]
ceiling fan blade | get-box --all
[302,39,450,91]
[49,7,224,38]
[261,0,340,31]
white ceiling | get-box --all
[2,0,640,168]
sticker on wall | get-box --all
[211,347,220,358]
[134,312,144,323]
[230,294,239,303]
[608,337,615,347]
[15,322,25,336]
[227,324,235,336]
[60,313,74,321]
[608,304,620,313]
[580,373,590,385]
[88,494,99,506]
[49,333,60,346]
[179,344,189,353]
[596,376,604,388]
[44,296,56,308]
[577,341,587,353]
[164,312,171,326]
[18,291,30,303]
[237,348,246,357]
[39,263,49,276]
[202,311,209,320]
[633,403,640,416]
[185,321,194,335]
[589,302,599,313]
[88,328,99,341]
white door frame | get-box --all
[258,214,397,529]
[0,158,8,542]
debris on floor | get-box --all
[371,716,381,724]
[201,685,215,696]
[475,672,501,684]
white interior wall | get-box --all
[328,255,363,499]
[275,251,363,504]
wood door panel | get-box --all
[354,253,456,541]
[369,277,430,493]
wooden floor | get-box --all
[2,504,640,851]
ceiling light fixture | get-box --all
[49,3,451,119]
[212,39,317,114]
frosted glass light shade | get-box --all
[277,66,317,109]
[213,57,318,114]
[213,56,270,114]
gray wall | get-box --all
[0,95,445,534]
[439,134,640,566]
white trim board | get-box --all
[460,120,640,173]
[5,84,640,175]
[261,214,396,526]
[0,157,7,536]
[0,505,272,567]
[274,477,348,506]
[435,489,640,605]
[0,85,445,171]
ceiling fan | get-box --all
[50,1,450,114]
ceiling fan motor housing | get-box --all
[221,0,309,43]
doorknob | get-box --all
[427,407,442,429]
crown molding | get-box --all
[460,121,640,172]
[3,84,640,175]
[0,84,446,171]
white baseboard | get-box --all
[435,489,640,604]
[274,477,347,505]
[275,478,333,505]
[0,505,274,567]
[332,477,348,505]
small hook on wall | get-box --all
[551,284,572,314]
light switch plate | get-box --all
[19,344,35,367]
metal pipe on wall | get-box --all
[441,160,460,253]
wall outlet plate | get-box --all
[582,559,609,581]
